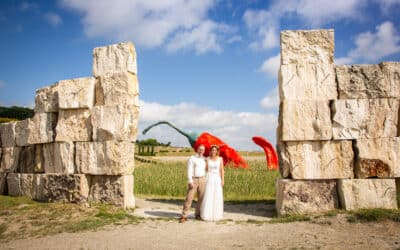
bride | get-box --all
[200,145,224,221]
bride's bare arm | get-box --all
[220,158,224,187]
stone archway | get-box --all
[0,42,139,208]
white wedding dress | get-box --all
[200,157,224,221]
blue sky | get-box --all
[0,0,400,150]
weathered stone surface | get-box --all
[55,109,92,142]
[57,77,95,109]
[43,142,75,174]
[89,175,135,208]
[7,173,89,203]
[332,99,399,139]
[15,113,57,146]
[278,140,354,179]
[338,179,398,210]
[92,105,139,141]
[93,42,137,77]
[41,174,89,203]
[354,138,400,178]
[0,122,16,147]
[279,29,336,100]
[275,179,339,216]
[96,72,139,106]
[0,173,7,195]
[281,29,334,65]
[380,62,400,98]
[75,141,135,175]
[279,63,337,100]
[279,100,332,141]
[18,145,44,173]
[336,64,393,99]
[0,147,21,173]
[7,173,42,199]
[35,83,59,113]
[396,179,400,206]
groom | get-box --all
[179,144,206,223]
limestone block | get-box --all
[275,179,339,216]
[0,173,7,195]
[279,100,332,141]
[7,173,42,199]
[0,147,21,173]
[354,137,400,178]
[7,173,89,203]
[380,62,400,98]
[336,64,395,99]
[96,72,139,106]
[280,29,334,65]
[0,122,16,147]
[57,77,95,109]
[279,63,337,100]
[41,174,90,203]
[43,142,75,174]
[15,113,57,146]
[92,105,139,141]
[75,141,135,175]
[55,109,92,142]
[396,179,400,206]
[18,145,44,173]
[338,179,398,210]
[278,140,354,179]
[35,83,59,113]
[93,42,137,77]
[89,175,135,208]
[332,99,399,139]
[279,30,336,100]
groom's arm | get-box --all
[187,156,194,188]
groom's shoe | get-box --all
[179,217,187,223]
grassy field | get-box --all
[0,196,141,242]
[134,159,279,201]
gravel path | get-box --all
[2,198,400,249]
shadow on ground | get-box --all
[141,198,277,218]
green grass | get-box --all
[134,160,279,201]
[346,208,400,223]
[0,196,141,242]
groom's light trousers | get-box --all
[182,176,206,218]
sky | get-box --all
[0,0,400,150]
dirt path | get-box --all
[2,217,399,249]
[2,198,400,249]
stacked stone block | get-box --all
[0,42,139,208]
[276,29,400,215]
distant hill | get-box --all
[0,106,34,121]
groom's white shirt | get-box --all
[187,153,206,184]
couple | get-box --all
[179,144,224,222]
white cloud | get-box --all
[243,9,279,50]
[259,54,280,78]
[243,0,366,50]
[337,21,400,64]
[138,100,277,150]
[60,0,231,54]
[44,12,62,26]
[166,21,229,54]
[227,35,242,44]
[260,87,279,110]
[375,0,400,13]
[20,2,39,11]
